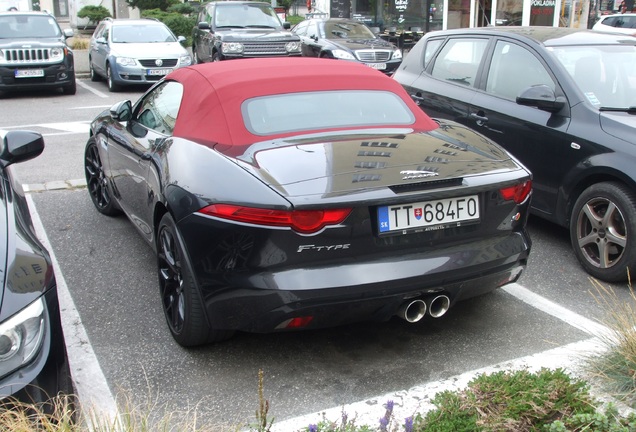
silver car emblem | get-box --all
[400,170,439,180]
[155,59,163,67]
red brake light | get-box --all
[500,180,532,204]
[199,204,352,234]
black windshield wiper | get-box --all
[599,106,636,114]
[245,25,276,28]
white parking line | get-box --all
[78,80,110,98]
[26,194,119,424]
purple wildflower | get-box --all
[404,416,414,432]
[308,424,318,432]
[379,416,389,432]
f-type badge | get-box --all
[400,170,439,180]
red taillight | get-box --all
[285,317,314,329]
[199,204,352,234]
[500,180,532,204]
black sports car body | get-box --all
[85,58,532,346]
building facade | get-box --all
[314,0,607,32]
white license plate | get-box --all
[378,195,480,233]
[365,62,387,70]
[147,68,172,76]
[15,69,44,78]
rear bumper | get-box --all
[190,230,531,332]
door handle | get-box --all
[410,94,425,105]
[469,112,489,125]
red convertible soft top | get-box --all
[167,57,438,147]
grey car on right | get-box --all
[394,27,636,282]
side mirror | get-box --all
[0,131,44,168]
[177,35,186,44]
[109,100,133,122]
[63,28,74,39]
[198,21,211,30]
[516,85,566,113]
[96,36,107,44]
[283,22,291,29]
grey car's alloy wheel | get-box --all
[157,213,233,346]
[212,52,221,62]
[89,59,100,82]
[106,63,120,92]
[570,182,636,282]
[84,137,120,216]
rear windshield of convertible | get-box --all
[242,90,416,136]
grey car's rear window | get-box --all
[242,90,415,136]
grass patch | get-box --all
[584,276,636,407]
[413,368,597,431]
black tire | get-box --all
[212,51,221,62]
[106,64,120,92]
[570,182,636,282]
[62,77,76,95]
[84,137,121,216]
[192,45,201,64]
[157,213,234,346]
[89,59,100,82]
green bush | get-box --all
[413,368,597,431]
[77,5,111,25]
[141,9,196,44]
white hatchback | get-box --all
[593,13,636,36]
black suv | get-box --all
[192,1,301,62]
[0,11,75,95]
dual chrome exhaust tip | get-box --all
[397,295,451,323]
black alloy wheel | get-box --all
[156,213,233,346]
[570,182,636,282]
[84,138,120,216]
[212,51,221,62]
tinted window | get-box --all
[242,90,415,135]
[0,15,61,38]
[424,38,444,68]
[136,81,184,135]
[112,24,175,43]
[486,41,555,100]
[431,38,488,86]
[324,21,375,39]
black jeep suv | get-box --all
[192,1,301,62]
[0,11,76,95]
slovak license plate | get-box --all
[147,68,172,76]
[365,63,387,70]
[15,69,44,78]
[377,195,479,233]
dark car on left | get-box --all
[0,11,76,95]
[291,17,402,74]
[0,130,74,410]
